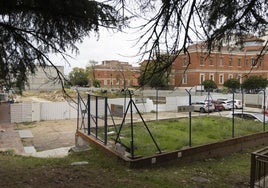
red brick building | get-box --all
[93,60,140,88]
[172,36,268,88]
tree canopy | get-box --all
[0,0,122,91]
[202,80,217,91]
[138,54,172,88]
[223,78,241,90]
[242,76,267,93]
[68,67,88,87]
[0,0,267,90]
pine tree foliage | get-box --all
[0,0,122,91]
[0,0,267,89]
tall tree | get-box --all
[0,0,123,92]
[202,80,217,91]
[0,0,267,90]
[68,67,88,87]
[133,0,268,86]
[86,60,99,87]
[223,78,241,90]
[242,76,267,93]
[139,54,172,88]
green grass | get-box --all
[109,116,264,156]
[0,145,257,187]
[1,116,264,187]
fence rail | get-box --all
[250,146,268,188]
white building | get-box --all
[26,65,64,91]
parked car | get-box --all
[216,98,228,102]
[191,101,215,113]
[216,99,243,110]
[227,111,268,123]
[225,99,243,109]
[211,100,224,111]
[219,100,232,110]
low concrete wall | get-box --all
[76,130,268,168]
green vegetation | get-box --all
[1,116,265,187]
[110,116,263,156]
[202,80,218,91]
[0,145,257,187]
[224,78,241,90]
[242,76,268,93]
[68,67,89,87]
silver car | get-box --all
[191,101,215,113]
[227,111,268,122]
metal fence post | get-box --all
[87,94,90,135]
[250,152,256,188]
[185,89,192,147]
[96,96,98,139]
[104,96,108,145]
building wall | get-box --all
[172,41,268,88]
[26,65,64,91]
[92,60,140,88]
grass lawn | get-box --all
[108,116,264,156]
[0,145,258,187]
[1,116,265,187]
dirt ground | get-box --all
[28,119,77,151]
[0,119,77,156]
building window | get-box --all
[182,74,187,84]
[260,59,263,67]
[209,57,213,66]
[183,57,188,67]
[237,58,241,66]
[209,74,214,81]
[228,74,233,79]
[251,58,257,67]
[219,57,223,66]
[219,74,224,84]
[200,57,204,66]
[237,75,242,84]
[200,74,205,84]
[229,58,232,66]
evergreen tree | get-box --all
[223,78,241,90]
[0,0,267,91]
[242,76,267,93]
[68,67,88,87]
[0,0,122,91]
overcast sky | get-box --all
[53,27,143,74]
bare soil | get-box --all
[16,119,77,151]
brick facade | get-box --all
[92,60,140,88]
[172,37,268,88]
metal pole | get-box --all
[130,91,134,159]
[185,89,192,147]
[242,89,244,114]
[104,96,108,145]
[87,94,90,135]
[132,101,162,154]
[96,96,98,139]
[207,89,210,115]
[77,92,80,130]
[156,89,158,120]
[263,89,266,132]
[232,90,235,138]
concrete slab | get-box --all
[19,130,33,138]
[31,147,72,158]
[24,146,36,154]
